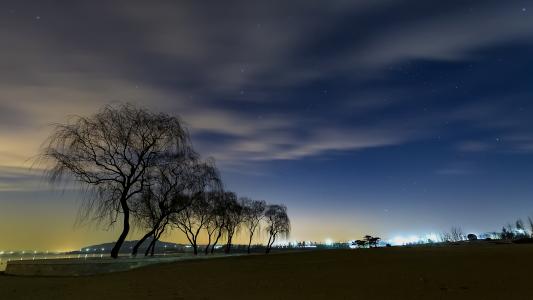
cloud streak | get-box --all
[1,0,533,171]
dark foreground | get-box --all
[2,244,533,299]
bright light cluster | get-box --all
[390,233,440,245]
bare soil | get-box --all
[1,244,533,299]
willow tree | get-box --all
[208,191,237,254]
[171,159,222,255]
[241,198,266,254]
[131,152,198,257]
[264,204,290,254]
[223,195,244,254]
[40,104,191,258]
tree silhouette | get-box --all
[264,204,290,254]
[528,217,533,238]
[500,225,515,240]
[363,235,380,248]
[131,153,198,256]
[171,159,222,255]
[203,191,222,255]
[223,196,244,254]
[208,191,236,254]
[40,104,191,258]
[515,218,528,238]
[242,198,266,254]
[467,234,477,241]
[354,240,367,248]
[363,235,373,247]
[450,226,465,242]
[369,237,381,247]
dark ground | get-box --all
[1,244,533,299]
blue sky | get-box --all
[1,0,533,249]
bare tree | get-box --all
[131,153,197,256]
[40,104,191,258]
[171,159,222,255]
[223,196,244,254]
[439,231,452,243]
[500,224,515,240]
[203,191,226,255]
[515,218,528,238]
[241,198,266,254]
[450,226,465,242]
[264,204,290,254]
[209,191,237,254]
[527,217,533,238]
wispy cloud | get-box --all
[1,0,533,172]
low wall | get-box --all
[5,254,242,277]
[4,256,182,277]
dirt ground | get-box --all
[1,244,533,299]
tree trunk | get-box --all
[132,230,155,256]
[247,233,254,254]
[145,239,155,256]
[225,235,233,254]
[266,234,276,254]
[211,229,222,254]
[265,234,273,254]
[205,234,212,255]
[144,244,150,256]
[149,226,166,257]
[111,199,130,258]
[150,240,156,256]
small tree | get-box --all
[527,217,533,238]
[264,204,290,254]
[223,197,244,254]
[208,191,236,254]
[40,104,191,258]
[369,237,381,247]
[500,225,515,240]
[131,154,197,256]
[363,235,373,247]
[440,232,452,243]
[354,240,367,248]
[363,235,380,248]
[467,234,478,241]
[171,159,222,255]
[203,192,222,255]
[450,226,465,242]
[515,218,528,238]
[242,198,266,254]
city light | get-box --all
[390,233,441,245]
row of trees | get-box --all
[499,217,533,240]
[440,217,533,243]
[439,226,466,243]
[40,104,290,258]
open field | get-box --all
[1,244,533,299]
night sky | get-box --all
[1,1,533,250]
